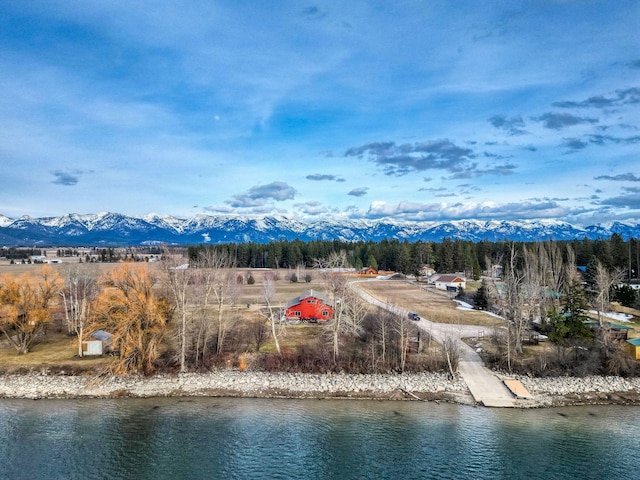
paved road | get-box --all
[354,282,519,407]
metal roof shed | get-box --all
[627,338,640,360]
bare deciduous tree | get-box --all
[393,308,410,372]
[188,249,239,365]
[59,264,98,357]
[489,244,526,372]
[247,318,269,352]
[442,335,460,378]
[522,245,544,327]
[539,241,566,313]
[314,251,365,364]
[375,306,394,366]
[505,245,523,357]
[593,259,625,345]
[161,248,194,372]
[262,272,282,355]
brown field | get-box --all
[0,259,124,276]
[357,279,504,327]
[0,261,327,303]
[232,269,328,307]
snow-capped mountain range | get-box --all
[0,212,638,246]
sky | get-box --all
[0,1,638,225]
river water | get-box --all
[0,397,637,479]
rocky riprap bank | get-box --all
[0,371,467,401]
[2,371,640,406]
[520,375,640,406]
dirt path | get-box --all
[353,279,521,407]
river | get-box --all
[0,398,637,479]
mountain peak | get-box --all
[0,212,637,246]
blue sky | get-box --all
[1,1,638,225]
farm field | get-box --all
[0,259,119,276]
[356,279,504,327]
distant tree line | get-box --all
[1,248,43,260]
[188,234,640,280]
[84,247,164,263]
[56,249,80,257]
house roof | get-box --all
[286,289,329,308]
[436,275,465,283]
[627,338,640,346]
[92,330,112,341]
[584,321,633,331]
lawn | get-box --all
[0,331,111,373]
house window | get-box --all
[306,299,316,304]
[295,311,301,316]
[322,311,329,317]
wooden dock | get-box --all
[503,379,533,399]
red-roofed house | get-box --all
[284,290,334,323]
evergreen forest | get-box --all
[188,234,640,282]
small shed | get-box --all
[627,338,640,360]
[82,340,103,356]
[83,330,113,356]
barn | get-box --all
[284,290,334,322]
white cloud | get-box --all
[366,199,571,222]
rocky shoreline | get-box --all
[519,375,640,407]
[0,371,469,403]
[2,370,640,407]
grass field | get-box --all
[0,331,111,372]
[357,279,505,327]
[0,259,116,275]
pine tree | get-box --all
[473,281,490,310]
[547,277,591,345]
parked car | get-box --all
[407,312,420,321]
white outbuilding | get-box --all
[434,275,466,292]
